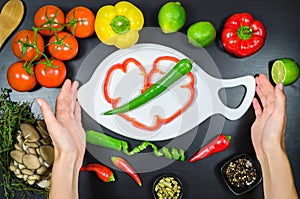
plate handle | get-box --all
[213,75,256,120]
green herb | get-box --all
[0,88,48,199]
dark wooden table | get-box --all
[1,0,299,198]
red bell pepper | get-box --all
[111,156,142,187]
[103,56,195,131]
[80,163,115,182]
[221,12,266,57]
[189,134,231,162]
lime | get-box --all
[271,58,300,86]
[158,2,186,33]
[187,21,216,47]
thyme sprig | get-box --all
[0,88,48,199]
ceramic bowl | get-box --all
[152,174,183,199]
[220,153,262,195]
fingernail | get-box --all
[278,83,284,90]
[36,98,42,106]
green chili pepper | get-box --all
[86,129,122,151]
[86,130,185,161]
[104,58,193,115]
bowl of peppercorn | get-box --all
[220,153,262,195]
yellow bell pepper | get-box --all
[95,1,144,49]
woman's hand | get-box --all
[37,79,86,199]
[251,74,298,199]
[251,73,286,161]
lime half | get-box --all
[271,58,300,86]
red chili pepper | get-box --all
[80,163,115,182]
[111,156,142,187]
[189,134,231,162]
[221,12,266,57]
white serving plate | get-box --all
[78,43,255,141]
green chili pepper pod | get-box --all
[86,130,122,151]
[104,58,193,115]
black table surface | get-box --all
[1,0,300,198]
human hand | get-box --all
[251,74,287,162]
[36,79,86,170]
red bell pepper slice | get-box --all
[103,56,195,131]
[103,57,148,107]
[221,12,266,57]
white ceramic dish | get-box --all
[78,43,255,141]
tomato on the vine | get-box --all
[35,59,67,88]
[48,32,79,60]
[7,62,37,92]
[66,6,95,38]
[12,30,44,62]
[34,5,65,36]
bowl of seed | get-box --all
[153,174,183,199]
[221,153,262,195]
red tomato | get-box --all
[35,59,67,88]
[11,30,44,62]
[34,5,65,36]
[66,6,95,38]
[48,32,79,60]
[7,62,37,92]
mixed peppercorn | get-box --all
[224,155,258,188]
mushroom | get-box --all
[10,150,25,164]
[36,120,50,139]
[18,164,26,170]
[14,169,21,175]
[23,174,28,181]
[40,138,51,145]
[14,143,23,151]
[27,180,35,185]
[9,165,17,172]
[24,141,39,148]
[37,180,51,189]
[28,174,41,181]
[16,131,24,145]
[10,121,54,190]
[20,123,40,142]
[28,147,37,155]
[16,174,23,179]
[36,166,47,175]
[21,168,34,175]
[39,145,54,165]
[22,154,41,170]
